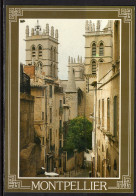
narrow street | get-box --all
[60,167,91,177]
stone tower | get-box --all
[84,20,113,119]
[25,20,59,79]
[68,56,84,81]
[65,64,78,120]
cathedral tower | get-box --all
[84,20,113,119]
[25,20,59,79]
[65,64,78,120]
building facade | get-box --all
[90,20,120,177]
[20,19,120,177]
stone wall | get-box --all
[66,152,84,171]
[20,92,41,177]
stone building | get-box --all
[20,19,120,177]
[23,21,67,174]
[90,20,120,177]
[25,20,58,79]
[20,64,41,177]
[84,20,113,120]
[60,56,86,117]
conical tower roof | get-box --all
[66,64,77,93]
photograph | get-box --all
[19,19,120,178]
[4,6,134,193]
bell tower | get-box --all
[25,20,59,79]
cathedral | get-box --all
[20,19,120,177]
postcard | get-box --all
[4,6,134,193]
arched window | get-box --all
[99,42,104,56]
[92,60,96,74]
[32,45,36,58]
[92,43,96,56]
[38,45,42,58]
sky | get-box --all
[19,19,108,80]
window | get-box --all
[102,99,104,127]
[42,112,44,120]
[107,98,110,131]
[38,45,42,58]
[60,100,62,108]
[99,42,104,56]
[113,96,117,137]
[50,129,52,141]
[50,108,52,123]
[49,85,52,98]
[92,60,96,75]
[92,43,96,56]
[59,120,62,128]
[114,159,117,170]
[32,45,36,58]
